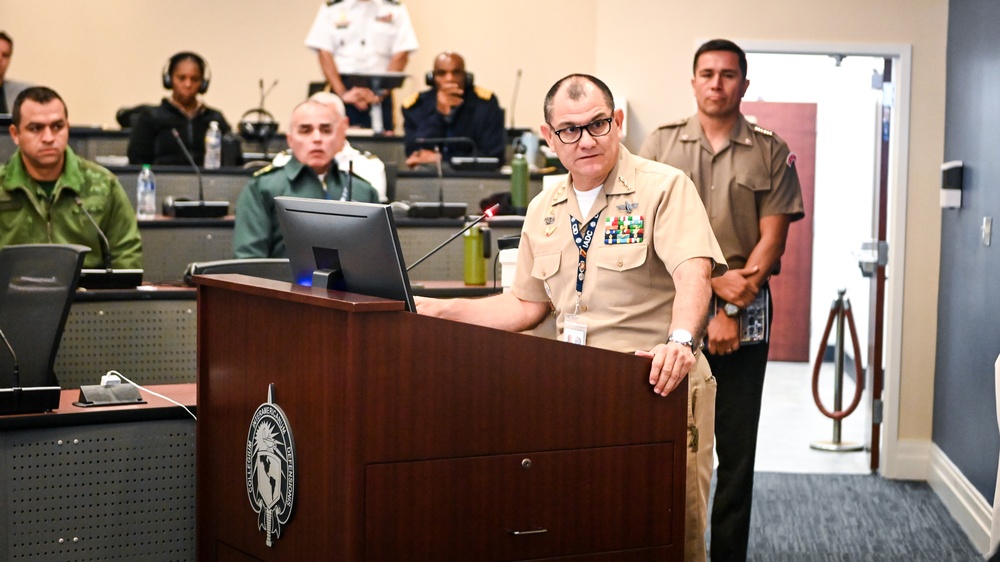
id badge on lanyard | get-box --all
[561,214,600,346]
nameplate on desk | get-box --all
[0,386,62,415]
[75,383,146,407]
[79,269,143,290]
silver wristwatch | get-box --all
[723,302,742,318]
[667,329,694,348]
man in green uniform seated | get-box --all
[233,98,378,258]
[0,86,142,269]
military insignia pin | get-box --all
[246,384,296,547]
[616,201,638,213]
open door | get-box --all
[857,58,893,472]
[740,101,817,363]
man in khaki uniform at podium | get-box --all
[417,74,726,561]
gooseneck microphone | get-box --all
[340,161,354,202]
[406,203,500,272]
[0,326,20,389]
[75,197,113,272]
[165,128,230,218]
[171,128,206,202]
[510,68,522,129]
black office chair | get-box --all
[183,258,293,286]
[0,244,88,413]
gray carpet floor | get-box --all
[745,472,982,561]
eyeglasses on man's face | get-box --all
[549,117,614,144]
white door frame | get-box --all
[739,40,912,479]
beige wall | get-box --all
[3,0,947,443]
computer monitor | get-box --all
[275,196,416,312]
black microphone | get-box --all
[74,197,144,289]
[171,128,206,202]
[406,203,500,271]
[510,68,522,129]
[75,197,113,272]
[165,128,230,218]
[0,326,20,389]
[340,160,354,202]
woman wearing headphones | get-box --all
[127,51,232,166]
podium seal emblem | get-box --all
[246,384,296,547]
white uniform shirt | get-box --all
[305,0,419,74]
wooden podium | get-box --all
[195,274,687,561]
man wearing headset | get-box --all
[127,52,232,166]
[401,52,505,168]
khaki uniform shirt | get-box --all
[511,146,726,353]
[638,114,804,269]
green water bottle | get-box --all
[510,142,529,214]
[463,223,491,285]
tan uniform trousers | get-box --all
[686,355,716,562]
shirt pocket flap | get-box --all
[736,174,771,193]
[593,244,647,272]
[530,251,562,281]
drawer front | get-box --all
[365,444,678,561]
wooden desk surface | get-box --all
[0,383,196,431]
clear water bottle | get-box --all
[136,164,156,219]
[204,121,222,169]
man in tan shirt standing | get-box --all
[639,39,804,561]
[418,73,726,561]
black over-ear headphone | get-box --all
[425,70,474,89]
[162,52,211,94]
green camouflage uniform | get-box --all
[0,147,142,269]
[233,154,378,258]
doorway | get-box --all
[739,43,911,476]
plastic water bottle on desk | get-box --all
[204,121,222,169]
[136,164,157,219]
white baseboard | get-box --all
[884,438,931,480]
[927,444,992,556]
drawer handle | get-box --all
[509,528,548,536]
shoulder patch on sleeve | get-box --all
[657,118,688,130]
[786,152,797,168]
[402,92,419,109]
[753,124,774,136]
[474,86,494,101]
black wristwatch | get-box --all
[723,302,742,318]
[667,329,694,349]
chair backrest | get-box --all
[0,244,88,388]
[183,258,292,286]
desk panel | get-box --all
[140,220,235,283]
[56,297,197,389]
[0,385,196,562]
[108,166,251,211]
